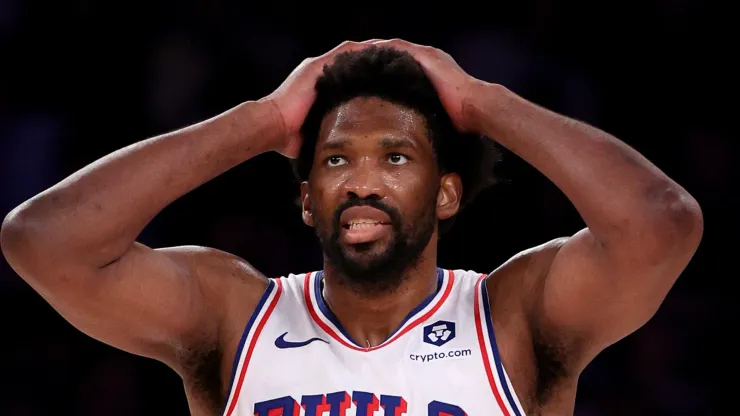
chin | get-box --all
[341,251,380,268]
[338,242,389,264]
[342,240,389,258]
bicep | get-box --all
[35,243,218,366]
[534,228,687,367]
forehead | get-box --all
[318,97,429,146]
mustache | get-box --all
[332,197,401,229]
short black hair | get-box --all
[291,45,499,234]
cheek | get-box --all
[326,172,348,196]
[384,170,437,209]
[312,169,349,196]
[309,179,341,223]
[382,169,424,193]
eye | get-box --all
[387,153,409,165]
[326,156,348,167]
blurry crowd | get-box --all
[1,1,733,414]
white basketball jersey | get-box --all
[222,269,526,416]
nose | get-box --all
[342,159,384,200]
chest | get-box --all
[221,271,528,416]
[246,315,496,415]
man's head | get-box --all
[291,46,499,293]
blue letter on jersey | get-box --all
[380,394,408,416]
[352,391,380,416]
[253,396,299,416]
[300,394,330,416]
[255,392,463,415]
[325,391,351,416]
[428,400,466,416]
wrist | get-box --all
[231,99,286,153]
[463,82,510,136]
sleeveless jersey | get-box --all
[222,269,526,416]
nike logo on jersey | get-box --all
[274,332,329,349]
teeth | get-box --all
[348,221,381,230]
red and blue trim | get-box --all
[305,268,453,351]
[474,274,525,416]
[222,278,283,416]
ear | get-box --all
[437,173,462,221]
[300,181,315,227]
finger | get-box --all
[373,38,428,49]
[371,39,432,59]
[318,40,367,61]
[331,40,367,54]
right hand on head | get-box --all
[264,41,371,159]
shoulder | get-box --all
[165,246,274,407]
[481,238,572,409]
[485,237,569,306]
[157,245,270,349]
[159,245,269,293]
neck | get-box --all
[321,239,440,348]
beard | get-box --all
[314,194,437,295]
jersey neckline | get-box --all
[303,268,454,352]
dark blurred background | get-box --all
[1,1,735,415]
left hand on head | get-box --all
[364,39,486,133]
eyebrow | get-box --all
[320,136,417,151]
[320,138,350,151]
[380,137,416,150]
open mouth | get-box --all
[338,205,394,244]
[343,220,390,230]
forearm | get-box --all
[2,100,282,266]
[467,84,701,247]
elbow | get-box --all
[1,207,29,261]
[2,204,74,289]
[641,185,704,257]
[661,187,703,246]
[2,204,49,270]
[1,202,51,268]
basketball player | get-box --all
[1,39,702,415]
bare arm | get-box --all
[469,84,703,370]
[0,41,370,374]
[0,100,282,369]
